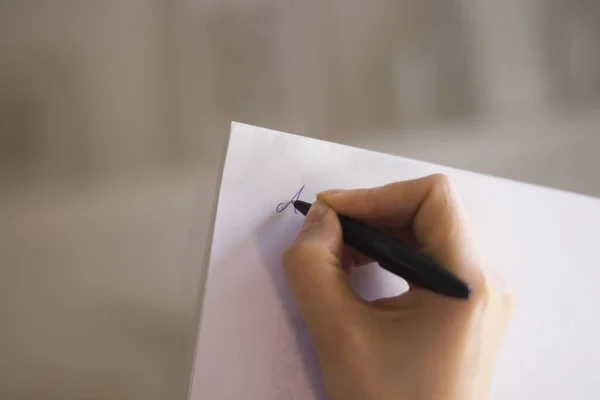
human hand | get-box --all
[282,174,514,400]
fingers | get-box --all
[282,199,362,342]
[320,175,485,291]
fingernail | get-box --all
[304,199,329,224]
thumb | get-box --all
[282,199,359,341]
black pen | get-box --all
[293,200,471,299]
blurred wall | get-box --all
[0,1,167,184]
[1,0,599,184]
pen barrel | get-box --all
[338,215,470,299]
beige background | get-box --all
[1,1,599,399]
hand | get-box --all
[282,174,514,400]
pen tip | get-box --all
[292,200,310,216]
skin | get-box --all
[282,174,515,400]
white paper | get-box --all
[190,122,600,399]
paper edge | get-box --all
[186,122,238,400]
[231,122,600,203]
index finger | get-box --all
[319,174,485,286]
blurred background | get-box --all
[1,0,599,399]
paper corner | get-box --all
[230,121,250,133]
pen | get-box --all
[293,200,471,299]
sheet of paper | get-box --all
[190,122,600,399]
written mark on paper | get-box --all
[276,185,305,214]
